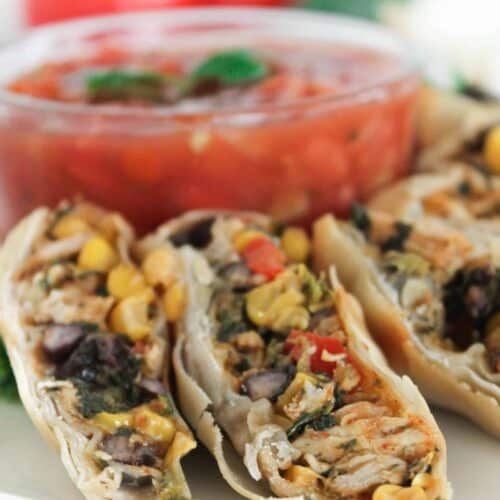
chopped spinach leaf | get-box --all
[457,181,472,196]
[350,203,371,235]
[340,438,357,451]
[217,310,250,342]
[265,338,286,368]
[76,382,142,419]
[121,473,153,489]
[381,221,412,253]
[287,403,335,440]
[310,413,336,431]
[334,385,346,409]
[56,333,142,418]
[214,292,251,341]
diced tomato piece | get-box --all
[241,236,286,280]
[285,330,348,374]
[133,340,146,354]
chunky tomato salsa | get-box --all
[0,43,418,234]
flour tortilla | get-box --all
[313,214,500,438]
[418,86,500,170]
[0,207,192,499]
[143,211,451,500]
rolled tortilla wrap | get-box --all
[140,211,451,500]
[313,213,500,438]
[368,163,500,224]
[417,86,500,171]
[0,202,196,499]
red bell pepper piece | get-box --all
[285,331,348,374]
[241,236,286,280]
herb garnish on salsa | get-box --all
[85,49,271,104]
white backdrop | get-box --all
[0,0,22,44]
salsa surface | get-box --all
[0,43,418,234]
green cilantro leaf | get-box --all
[86,70,170,103]
[186,49,269,95]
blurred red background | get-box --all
[26,0,290,26]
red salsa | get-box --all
[0,43,418,234]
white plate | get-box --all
[0,401,497,500]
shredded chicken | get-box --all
[328,453,407,495]
[32,288,114,327]
[292,401,433,492]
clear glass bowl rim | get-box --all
[0,7,419,125]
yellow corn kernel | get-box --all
[395,486,426,500]
[107,264,147,300]
[164,431,197,467]
[484,126,500,174]
[284,465,318,488]
[373,484,427,500]
[92,411,133,433]
[142,248,178,288]
[134,408,176,444]
[276,372,316,413]
[52,214,91,239]
[233,229,266,252]
[110,288,155,342]
[412,472,438,493]
[78,236,118,272]
[163,281,186,322]
[281,227,311,263]
[246,266,310,332]
[373,485,402,500]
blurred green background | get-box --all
[304,0,409,20]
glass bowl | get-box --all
[0,7,419,235]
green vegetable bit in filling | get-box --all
[286,403,336,440]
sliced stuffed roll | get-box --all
[314,210,500,438]
[368,164,500,224]
[417,86,500,171]
[139,211,450,500]
[0,203,196,499]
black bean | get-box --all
[42,324,86,363]
[169,217,215,248]
[241,368,294,401]
[56,333,138,386]
[100,433,157,467]
[138,378,167,399]
[121,473,153,489]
